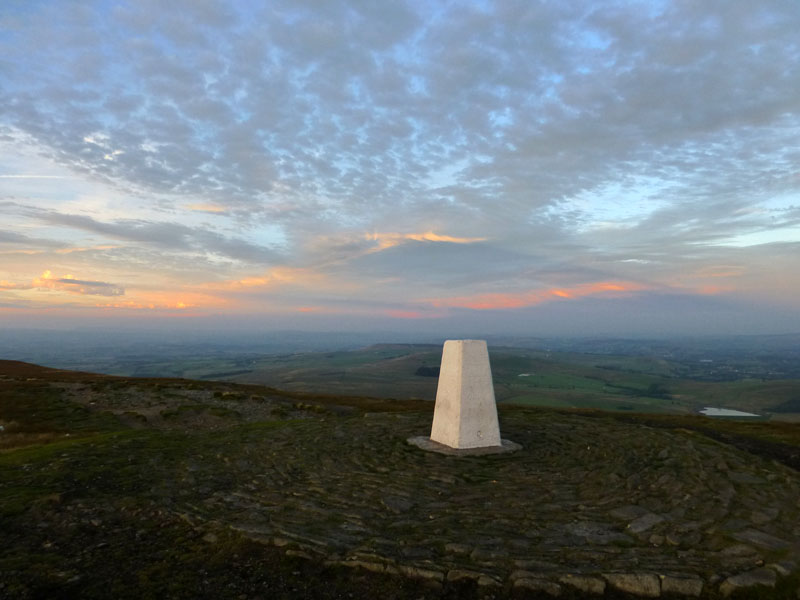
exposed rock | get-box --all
[513,578,561,596]
[660,575,703,597]
[766,560,796,577]
[349,551,387,564]
[564,521,630,545]
[558,574,606,595]
[720,543,757,556]
[721,517,749,532]
[610,505,649,520]
[339,559,385,573]
[443,542,471,555]
[732,528,791,550]
[719,568,776,597]
[604,573,661,597]
[470,546,506,563]
[397,565,444,582]
[477,575,502,588]
[510,570,539,582]
[728,471,764,484]
[446,569,485,583]
[514,558,560,571]
[750,507,778,525]
[381,495,414,514]
[628,513,665,534]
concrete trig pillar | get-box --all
[430,339,501,449]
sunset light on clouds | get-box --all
[1,1,800,336]
[427,282,648,311]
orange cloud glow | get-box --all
[426,281,648,310]
[32,270,63,287]
[186,203,227,213]
[0,249,43,255]
[693,266,745,279]
[366,231,486,251]
[671,265,745,296]
[210,267,326,290]
[95,300,159,309]
[384,309,446,319]
[296,306,323,313]
[93,288,231,311]
[30,270,124,296]
[693,284,734,295]
[55,244,119,254]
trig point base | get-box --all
[408,339,521,455]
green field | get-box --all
[50,343,800,420]
[212,345,799,420]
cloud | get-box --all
[426,280,649,311]
[1,1,799,332]
[209,267,328,291]
[31,270,124,296]
[31,209,283,265]
[365,231,487,251]
[93,288,228,311]
[186,203,227,214]
[0,230,65,250]
[0,175,69,179]
[4,1,798,230]
[384,309,445,320]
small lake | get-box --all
[700,407,760,417]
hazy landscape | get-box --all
[3,329,799,419]
[2,329,800,598]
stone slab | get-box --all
[719,568,776,597]
[661,575,704,597]
[603,573,661,597]
[559,574,606,595]
[407,436,522,456]
[732,528,791,549]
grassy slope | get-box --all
[0,361,444,600]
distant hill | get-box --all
[217,344,800,420]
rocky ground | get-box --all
[174,409,800,598]
[1,362,799,599]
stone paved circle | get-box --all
[181,410,800,594]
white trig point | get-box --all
[408,340,520,455]
[431,340,501,448]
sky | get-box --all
[1,0,799,337]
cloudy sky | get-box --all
[1,0,799,336]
